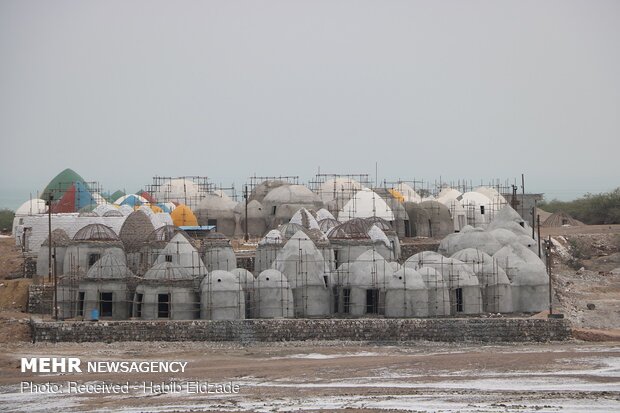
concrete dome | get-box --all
[143,262,193,281]
[85,252,133,279]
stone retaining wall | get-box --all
[31,318,571,343]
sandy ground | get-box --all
[0,340,619,412]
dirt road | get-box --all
[1,340,618,412]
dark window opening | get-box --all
[480,205,485,215]
[332,287,340,313]
[77,291,85,317]
[271,206,277,216]
[404,220,411,237]
[519,221,525,228]
[165,254,173,263]
[99,292,113,317]
[343,288,351,314]
[334,250,340,267]
[158,293,170,318]
[244,291,252,319]
[135,293,143,318]
[455,288,464,313]
[88,253,101,268]
[323,275,328,287]
[366,289,379,314]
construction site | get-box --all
[1,169,619,412]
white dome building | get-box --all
[200,270,245,320]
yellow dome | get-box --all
[388,188,405,203]
[170,204,198,227]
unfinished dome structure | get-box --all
[289,208,320,230]
[436,194,468,233]
[119,210,155,274]
[272,231,330,317]
[403,202,432,237]
[200,270,245,320]
[134,262,198,320]
[315,177,362,217]
[493,243,549,313]
[316,208,336,221]
[201,232,237,273]
[75,252,135,320]
[234,199,267,238]
[328,218,395,265]
[405,252,482,315]
[170,204,198,227]
[262,184,324,229]
[231,268,255,318]
[438,227,503,257]
[338,188,394,222]
[136,226,189,276]
[395,182,423,203]
[417,267,451,316]
[249,180,288,203]
[373,188,409,238]
[318,218,340,233]
[385,267,429,317]
[153,178,202,209]
[365,216,401,260]
[195,193,238,237]
[36,229,71,278]
[419,201,454,238]
[331,249,392,316]
[255,269,294,318]
[154,232,206,278]
[451,248,513,313]
[460,191,494,228]
[62,224,125,278]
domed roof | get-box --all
[146,225,190,243]
[196,193,238,215]
[73,224,120,241]
[389,267,427,290]
[234,199,266,218]
[259,229,284,245]
[170,204,198,226]
[318,218,340,233]
[263,184,321,204]
[396,183,423,203]
[438,187,462,200]
[41,168,87,201]
[15,199,47,215]
[317,178,362,203]
[338,188,394,221]
[143,262,193,281]
[289,208,320,230]
[200,270,238,290]
[328,218,371,240]
[119,210,155,251]
[364,216,393,232]
[153,178,201,204]
[85,252,133,279]
[316,208,335,221]
[256,269,289,287]
[42,228,71,247]
[249,180,288,203]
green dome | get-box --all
[41,168,87,201]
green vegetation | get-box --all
[0,209,15,232]
[540,188,620,225]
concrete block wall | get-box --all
[31,318,571,343]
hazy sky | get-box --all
[1,0,618,209]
